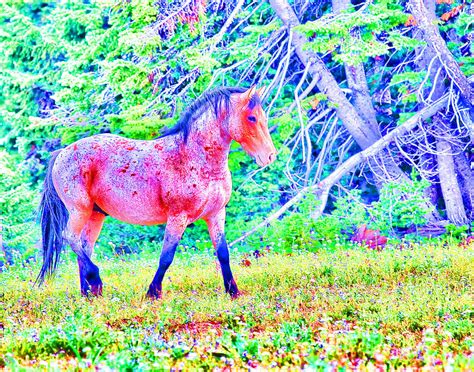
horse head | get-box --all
[229,86,277,167]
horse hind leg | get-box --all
[81,211,106,257]
[80,211,106,296]
[65,209,105,296]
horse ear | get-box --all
[245,85,257,100]
[256,86,266,97]
[237,86,259,108]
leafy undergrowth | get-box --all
[1,242,473,370]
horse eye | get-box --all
[248,115,257,123]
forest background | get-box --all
[1,0,473,262]
[1,0,473,369]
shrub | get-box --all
[0,150,39,261]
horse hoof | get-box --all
[229,289,241,299]
[80,284,103,297]
[91,284,103,296]
[226,279,240,299]
[146,288,162,300]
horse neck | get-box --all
[187,110,232,164]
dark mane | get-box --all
[160,86,260,142]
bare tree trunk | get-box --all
[0,224,3,262]
[413,0,469,225]
[269,0,410,185]
[269,0,375,146]
[408,0,474,105]
[331,0,379,132]
[454,152,474,219]
[269,0,442,223]
[436,134,468,225]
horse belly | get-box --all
[91,174,167,225]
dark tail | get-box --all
[36,151,69,285]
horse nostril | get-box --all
[269,153,276,163]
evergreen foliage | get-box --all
[1,1,473,368]
[1,0,472,255]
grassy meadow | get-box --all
[1,241,473,370]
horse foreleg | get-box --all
[65,210,104,297]
[206,210,239,298]
[146,214,187,300]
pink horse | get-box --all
[37,86,276,299]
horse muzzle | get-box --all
[256,152,277,167]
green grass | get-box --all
[1,242,473,370]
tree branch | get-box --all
[269,0,378,147]
[407,0,473,105]
[331,0,379,133]
[229,93,450,247]
[208,0,246,52]
[269,0,412,186]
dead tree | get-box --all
[409,0,472,224]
